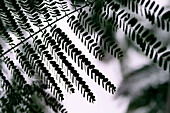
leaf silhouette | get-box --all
[0,0,169,112]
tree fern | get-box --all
[0,0,170,113]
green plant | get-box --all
[0,0,169,113]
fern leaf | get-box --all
[3,56,27,87]
[18,0,44,27]
[0,19,15,46]
[51,26,116,94]
[67,15,105,60]
[77,9,123,58]
[4,0,34,33]
[40,30,96,103]
[115,0,170,31]
[0,0,24,40]
[33,37,75,94]
[103,0,170,72]
[23,42,64,101]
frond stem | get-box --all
[0,4,88,58]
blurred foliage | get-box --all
[128,82,168,113]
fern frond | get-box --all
[51,26,116,94]
[0,4,88,58]
[67,15,105,60]
[115,0,170,31]
[0,70,12,93]
[0,0,169,112]
[18,0,44,27]
[4,0,34,33]
[39,30,96,103]
[0,68,42,112]
[23,42,64,101]
[45,0,62,18]
[34,84,67,113]
[0,0,24,40]
[102,0,170,72]
[0,19,15,46]
[33,0,54,22]
[55,0,71,14]
[33,37,75,94]
[3,56,27,86]
[15,49,35,78]
[77,10,123,58]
